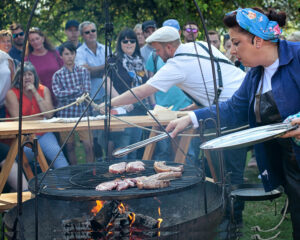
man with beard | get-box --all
[9,23,24,62]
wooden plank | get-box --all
[0,137,21,194]
[204,150,218,183]
[142,127,159,160]
[0,116,170,136]
[22,151,34,180]
[0,192,32,212]
[174,128,195,164]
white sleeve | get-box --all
[146,60,185,93]
[189,112,199,128]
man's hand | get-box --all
[179,103,198,111]
[166,115,192,138]
[282,118,300,139]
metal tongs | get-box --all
[112,126,192,158]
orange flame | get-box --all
[128,212,136,227]
[91,200,105,216]
[157,206,163,237]
[118,202,126,214]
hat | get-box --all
[142,20,157,32]
[163,19,180,31]
[146,26,180,43]
[65,20,79,30]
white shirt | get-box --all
[147,41,245,107]
[75,42,106,101]
[0,50,12,107]
[256,58,279,94]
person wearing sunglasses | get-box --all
[75,21,107,161]
[182,21,199,43]
[9,23,25,62]
[105,28,150,160]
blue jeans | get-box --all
[24,132,69,169]
[110,127,143,160]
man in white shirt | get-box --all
[98,26,247,233]
[101,26,245,110]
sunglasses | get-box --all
[121,39,136,44]
[12,32,24,39]
[185,28,198,33]
[84,29,96,35]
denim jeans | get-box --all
[110,127,143,160]
[24,132,69,169]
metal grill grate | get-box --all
[29,160,203,201]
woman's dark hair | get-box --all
[26,27,55,55]
[223,7,286,35]
[59,41,77,56]
[116,28,140,58]
[12,62,39,89]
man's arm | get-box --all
[99,83,158,110]
[81,64,105,78]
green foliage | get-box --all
[0,0,299,46]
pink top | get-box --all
[26,50,63,105]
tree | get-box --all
[1,0,299,46]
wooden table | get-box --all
[0,116,195,194]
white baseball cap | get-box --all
[146,26,180,43]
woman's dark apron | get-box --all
[255,81,300,239]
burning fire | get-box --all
[157,206,163,237]
[128,212,136,227]
[118,202,126,214]
[91,200,105,216]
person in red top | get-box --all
[5,62,68,169]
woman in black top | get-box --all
[106,28,149,159]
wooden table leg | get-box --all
[142,127,159,160]
[203,149,218,183]
[174,128,195,164]
[0,136,22,194]
[26,134,49,173]
[22,152,34,180]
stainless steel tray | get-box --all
[200,123,297,150]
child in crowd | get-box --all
[52,41,94,165]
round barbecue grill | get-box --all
[28,160,203,201]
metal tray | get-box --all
[200,123,297,150]
[230,184,282,201]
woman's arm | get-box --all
[27,85,54,119]
[5,90,20,118]
[8,59,14,82]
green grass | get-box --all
[240,153,293,240]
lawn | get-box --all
[240,154,292,240]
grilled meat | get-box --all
[154,161,184,173]
[126,161,145,173]
[109,162,127,174]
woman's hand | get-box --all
[166,115,192,138]
[282,118,300,139]
[25,83,36,93]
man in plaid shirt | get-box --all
[52,41,94,164]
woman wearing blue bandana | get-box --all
[166,7,300,239]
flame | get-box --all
[128,212,136,227]
[157,206,163,237]
[118,202,126,214]
[91,200,105,216]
